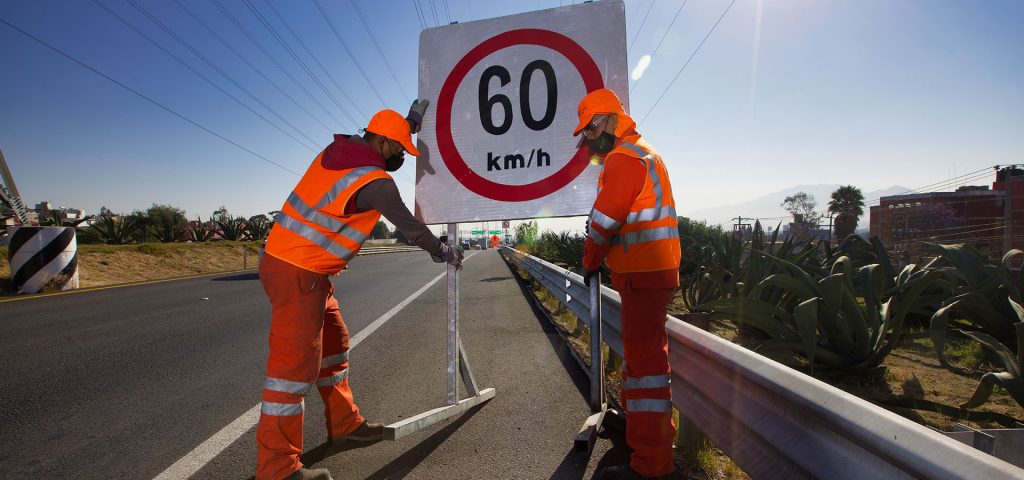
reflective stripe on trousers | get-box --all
[321,350,349,368]
[261,400,304,416]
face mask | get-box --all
[382,140,405,172]
[587,132,616,155]
[385,155,404,172]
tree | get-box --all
[146,204,187,243]
[781,192,819,226]
[394,228,409,245]
[515,221,539,247]
[828,185,865,241]
[370,221,391,239]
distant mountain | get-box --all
[684,185,912,230]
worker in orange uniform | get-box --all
[576,89,680,480]
[256,100,463,480]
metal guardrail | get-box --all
[500,246,1024,480]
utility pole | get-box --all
[732,216,752,240]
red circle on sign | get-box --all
[435,29,604,202]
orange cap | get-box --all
[573,88,628,136]
[367,109,420,156]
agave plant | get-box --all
[188,220,216,242]
[215,215,246,241]
[683,221,822,311]
[90,213,139,245]
[957,299,1024,410]
[245,214,272,241]
[928,244,1022,364]
[700,253,942,371]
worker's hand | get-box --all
[432,242,464,269]
[406,99,430,134]
[582,268,597,287]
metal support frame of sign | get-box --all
[383,224,495,441]
[573,271,614,452]
[411,0,626,447]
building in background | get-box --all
[869,166,1024,260]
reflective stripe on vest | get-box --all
[589,228,608,246]
[321,351,350,369]
[316,369,349,387]
[287,192,368,245]
[621,142,663,208]
[627,398,673,413]
[274,213,357,262]
[262,400,304,416]
[626,205,676,224]
[625,374,671,390]
[315,166,379,209]
[264,376,314,395]
[590,208,622,231]
[611,226,679,246]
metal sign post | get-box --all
[383,224,495,441]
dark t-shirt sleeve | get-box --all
[355,179,443,256]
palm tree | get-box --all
[828,185,865,241]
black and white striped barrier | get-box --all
[7,226,79,294]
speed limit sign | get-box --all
[415,1,627,224]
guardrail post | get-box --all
[589,271,604,412]
[676,312,710,455]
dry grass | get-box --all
[0,242,259,294]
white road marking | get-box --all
[153,252,478,480]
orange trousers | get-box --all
[255,254,365,480]
[613,273,676,478]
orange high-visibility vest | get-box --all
[264,155,391,274]
[592,135,680,273]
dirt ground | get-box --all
[0,242,258,294]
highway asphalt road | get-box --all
[0,250,627,479]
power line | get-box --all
[261,0,368,122]
[212,0,347,131]
[428,0,441,26]
[864,167,995,206]
[313,0,390,108]
[123,0,322,151]
[638,0,738,126]
[350,0,412,102]
[630,0,688,94]
[626,0,655,56]
[172,0,334,135]
[92,0,318,153]
[0,15,299,176]
[411,0,427,29]
[241,0,360,129]
[441,0,451,24]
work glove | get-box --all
[406,99,430,134]
[432,241,464,270]
[582,268,597,287]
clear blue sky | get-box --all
[2,0,1022,232]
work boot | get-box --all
[331,420,384,444]
[594,464,674,480]
[284,467,333,480]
